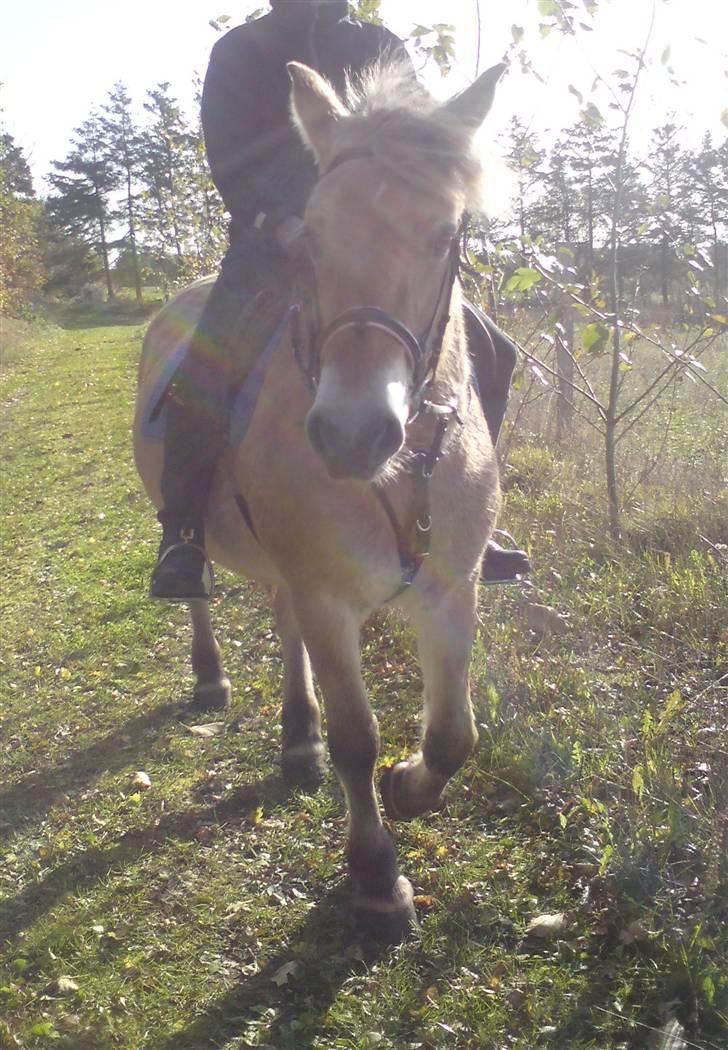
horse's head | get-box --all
[289,60,505,481]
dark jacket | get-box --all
[201,0,412,240]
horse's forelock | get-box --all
[337,62,486,210]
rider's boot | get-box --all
[463,303,531,585]
[149,395,223,602]
[481,536,531,585]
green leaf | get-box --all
[30,1022,58,1037]
[511,24,524,44]
[702,975,715,1004]
[632,764,645,802]
[581,322,609,354]
[505,267,542,293]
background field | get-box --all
[1,305,726,1049]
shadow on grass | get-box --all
[0,775,290,945]
[0,701,183,840]
[151,883,391,1050]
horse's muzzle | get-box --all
[306,405,405,480]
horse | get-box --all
[134,60,505,942]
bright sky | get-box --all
[1,0,726,202]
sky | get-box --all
[1,0,726,203]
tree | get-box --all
[47,115,117,300]
[644,121,689,308]
[101,83,144,302]
[139,83,191,279]
[0,128,44,314]
[502,117,545,242]
[688,133,728,301]
[0,130,33,197]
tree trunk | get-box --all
[555,246,575,440]
[660,233,669,307]
[126,170,143,303]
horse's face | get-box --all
[289,62,504,482]
[302,165,460,480]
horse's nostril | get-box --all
[372,414,404,466]
[307,406,404,478]
[306,410,337,459]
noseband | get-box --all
[291,147,465,416]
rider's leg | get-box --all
[463,302,531,583]
[150,234,283,601]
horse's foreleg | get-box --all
[273,586,326,786]
[189,599,232,711]
[381,584,478,821]
[293,593,416,942]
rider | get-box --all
[150,0,531,600]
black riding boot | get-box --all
[464,303,532,584]
[149,394,223,601]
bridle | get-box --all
[287,145,470,599]
[291,146,466,420]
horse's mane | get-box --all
[336,62,486,209]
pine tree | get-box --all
[501,117,545,241]
[645,122,689,307]
[101,83,144,301]
[688,133,728,299]
[47,114,117,300]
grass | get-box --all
[0,303,726,1049]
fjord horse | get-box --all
[134,61,504,941]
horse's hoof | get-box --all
[281,741,327,788]
[354,876,418,944]
[190,678,232,712]
[380,763,445,822]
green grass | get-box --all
[1,308,726,1049]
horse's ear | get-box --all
[288,61,348,166]
[443,63,507,130]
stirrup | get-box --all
[150,535,215,602]
[480,530,531,587]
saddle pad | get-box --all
[141,306,294,449]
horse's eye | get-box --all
[429,225,456,257]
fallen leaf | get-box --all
[194,825,219,845]
[506,988,527,1009]
[524,602,569,636]
[271,961,298,987]
[618,918,648,945]
[185,722,226,738]
[49,976,79,997]
[525,912,567,938]
[647,1017,687,1050]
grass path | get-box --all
[1,310,726,1049]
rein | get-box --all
[288,147,469,599]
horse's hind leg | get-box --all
[189,599,232,711]
[293,592,416,942]
[381,583,478,821]
[273,586,326,786]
